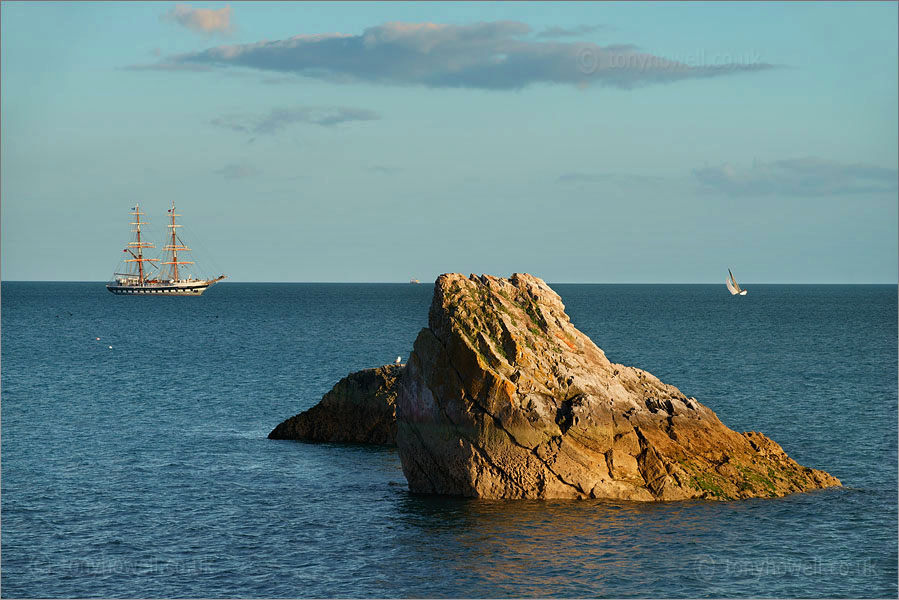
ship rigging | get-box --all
[106,202,225,296]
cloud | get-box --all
[556,171,667,185]
[259,76,299,85]
[210,106,380,135]
[368,165,400,174]
[123,62,213,72]
[557,172,608,183]
[693,158,898,196]
[163,4,232,34]
[536,25,606,39]
[215,163,259,179]
[153,20,774,90]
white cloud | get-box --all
[693,158,898,196]
[215,163,259,179]
[163,4,233,34]
[210,106,381,135]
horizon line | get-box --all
[2,280,897,286]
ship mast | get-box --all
[125,205,157,283]
[162,201,194,282]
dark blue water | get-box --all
[2,282,896,598]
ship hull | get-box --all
[106,283,213,296]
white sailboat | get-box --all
[726,268,748,296]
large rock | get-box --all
[396,273,841,500]
[269,365,401,445]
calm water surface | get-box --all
[2,282,896,598]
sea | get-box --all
[1,282,896,598]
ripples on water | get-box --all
[1,282,896,598]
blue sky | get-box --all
[2,1,896,283]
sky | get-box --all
[1,1,897,283]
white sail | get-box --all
[726,277,739,295]
[726,268,747,295]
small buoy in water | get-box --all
[96,337,100,341]
[108,346,113,349]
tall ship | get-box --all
[107,202,226,296]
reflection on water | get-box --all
[391,488,872,598]
[394,495,723,596]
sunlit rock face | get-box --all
[396,273,840,500]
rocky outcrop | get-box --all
[269,365,401,445]
[396,273,841,500]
